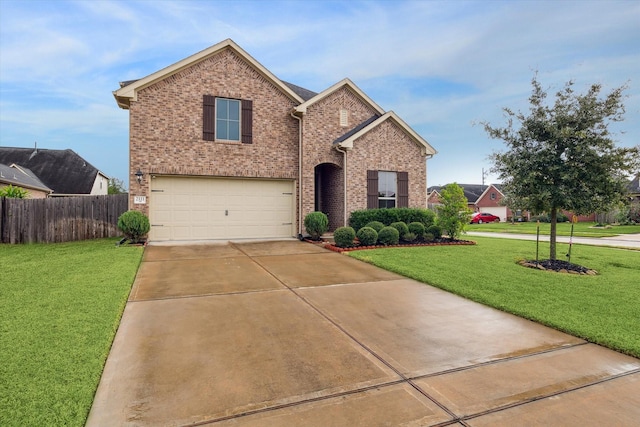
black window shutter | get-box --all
[367,170,378,209]
[203,95,215,141]
[241,99,253,144]
[397,171,409,207]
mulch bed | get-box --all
[306,238,476,253]
[518,259,598,275]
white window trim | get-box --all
[215,97,241,142]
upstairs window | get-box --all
[216,98,240,141]
[203,95,253,143]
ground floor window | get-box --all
[367,170,408,209]
[378,171,397,208]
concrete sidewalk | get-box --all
[87,241,640,426]
[466,231,640,249]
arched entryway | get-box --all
[314,163,343,231]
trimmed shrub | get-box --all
[304,211,328,240]
[117,210,150,242]
[390,221,409,238]
[397,208,436,228]
[365,221,385,233]
[403,232,417,242]
[349,208,435,230]
[378,226,399,246]
[426,224,442,239]
[423,232,435,242]
[356,227,378,246]
[408,222,425,239]
[334,226,356,248]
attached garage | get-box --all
[149,176,295,241]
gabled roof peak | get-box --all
[113,38,304,109]
[294,78,385,116]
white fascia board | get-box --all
[294,78,385,115]
[113,39,304,109]
[337,111,437,156]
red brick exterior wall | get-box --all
[300,86,427,229]
[128,48,299,218]
[347,120,427,214]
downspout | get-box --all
[290,110,303,238]
[335,145,348,226]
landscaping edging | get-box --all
[306,239,476,253]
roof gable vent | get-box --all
[339,109,348,127]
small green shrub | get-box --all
[365,221,385,233]
[403,232,417,242]
[0,185,29,198]
[378,226,399,246]
[408,222,425,239]
[304,211,329,240]
[426,224,442,239]
[334,226,356,248]
[356,227,378,246]
[117,210,150,242]
[390,222,409,238]
[423,232,435,242]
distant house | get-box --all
[0,163,52,198]
[0,147,109,197]
[427,183,526,222]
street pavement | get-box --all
[466,231,640,249]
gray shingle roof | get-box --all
[282,81,317,101]
[0,163,52,192]
[0,147,102,195]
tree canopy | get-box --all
[484,75,639,260]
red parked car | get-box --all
[470,212,501,223]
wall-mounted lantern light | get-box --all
[135,169,144,184]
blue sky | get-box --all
[1,0,638,189]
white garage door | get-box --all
[480,207,507,222]
[149,176,295,241]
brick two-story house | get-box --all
[114,39,436,241]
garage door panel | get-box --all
[149,177,294,241]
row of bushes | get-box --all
[348,208,436,231]
[333,220,443,248]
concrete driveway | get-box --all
[87,241,640,426]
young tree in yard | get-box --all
[437,183,473,240]
[484,76,639,260]
[108,178,127,194]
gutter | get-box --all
[290,110,303,237]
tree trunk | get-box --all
[549,208,557,260]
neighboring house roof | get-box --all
[334,110,436,156]
[477,183,505,203]
[427,184,504,204]
[0,163,52,193]
[0,147,106,195]
[113,38,305,109]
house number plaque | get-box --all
[134,196,147,204]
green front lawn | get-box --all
[467,221,639,237]
[0,239,143,426]
[349,237,640,358]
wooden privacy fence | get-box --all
[0,194,129,244]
